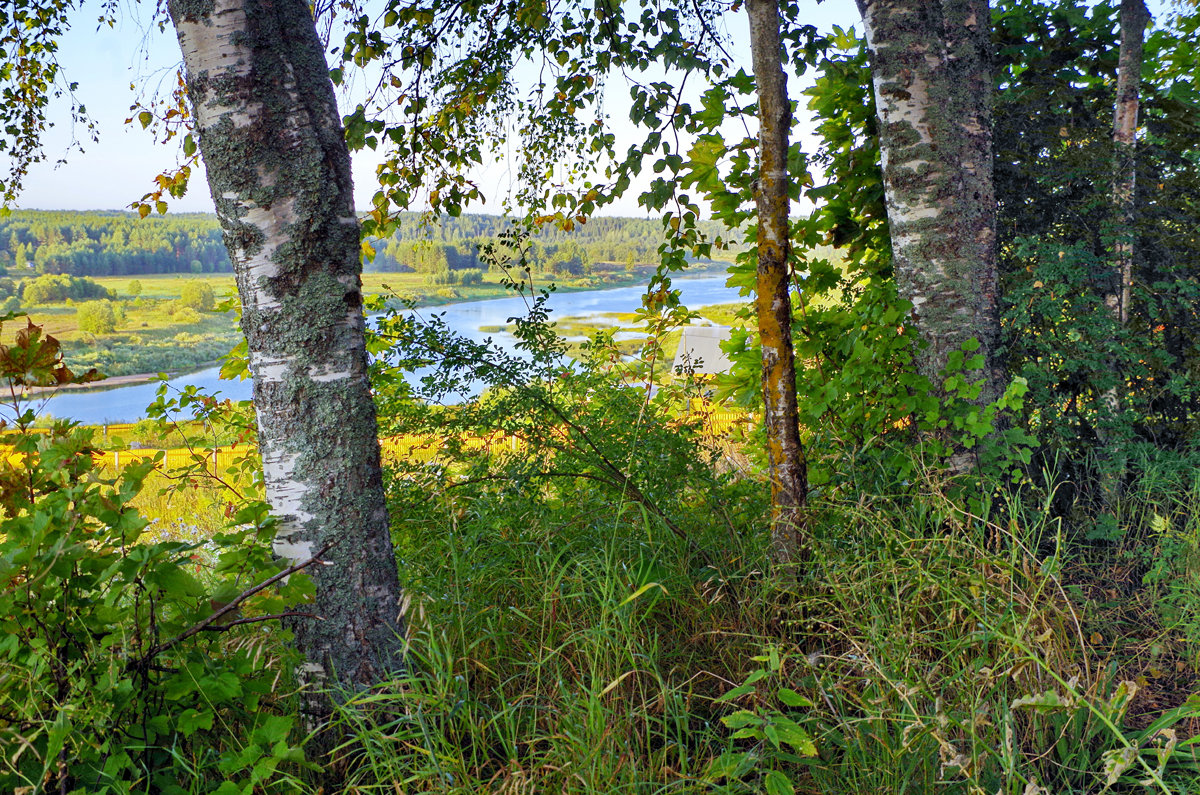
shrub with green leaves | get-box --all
[0,320,308,793]
[179,280,216,312]
[21,273,112,304]
[77,298,117,334]
[367,277,731,550]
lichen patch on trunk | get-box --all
[168,0,405,698]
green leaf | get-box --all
[704,751,752,782]
[177,708,214,737]
[1011,688,1075,713]
[618,581,666,606]
[764,770,795,795]
[716,683,756,702]
[149,563,207,597]
[771,716,817,755]
[721,710,761,730]
[252,714,293,745]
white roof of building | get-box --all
[672,325,733,375]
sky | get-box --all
[7,0,1174,218]
[9,0,859,217]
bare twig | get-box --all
[132,542,334,666]
[198,611,321,632]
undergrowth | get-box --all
[310,457,1200,793]
[6,290,1200,793]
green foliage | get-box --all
[422,262,454,286]
[334,327,1200,792]
[788,490,1200,795]
[21,272,113,304]
[993,0,1200,480]
[127,279,143,297]
[0,210,730,281]
[0,210,232,276]
[178,281,215,312]
[76,298,117,334]
[340,0,712,221]
[360,212,735,276]
[367,270,730,550]
[328,474,767,792]
[0,320,308,793]
[708,646,817,795]
[0,1,96,205]
[695,24,1033,500]
[6,2,1200,793]
[328,305,778,789]
[1104,448,1200,663]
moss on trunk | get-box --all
[168,0,404,707]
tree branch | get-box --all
[199,611,320,632]
[131,542,334,667]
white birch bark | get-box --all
[1100,0,1151,502]
[168,0,404,707]
[856,0,1003,406]
[1111,0,1150,325]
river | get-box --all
[26,275,745,424]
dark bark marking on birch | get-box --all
[857,0,1003,407]
[168,0,405,707]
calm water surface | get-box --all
[29,276,743,424]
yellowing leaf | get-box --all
[619,581,666,607]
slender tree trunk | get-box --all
[856,0,1002,406]
[747,0,807,564]
[1100,0,1150,502]
[1111,0,1149,325]
[167,0,404,708]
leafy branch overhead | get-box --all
[335,0,760,238]
[0,0,103,205]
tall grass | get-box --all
[324,477,765,792]
[47,391,1200,792]
[300,458,1199,794]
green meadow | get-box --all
[6,267,678,378]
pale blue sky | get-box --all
[10,0,858,216]
[9,0,1172,217]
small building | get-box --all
[672,325,733,376]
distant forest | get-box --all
[0,211,738,278]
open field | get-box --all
[4,297,240,377]
[541,302,752,359]
[6,266,685,378]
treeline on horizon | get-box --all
[0,210,738,279]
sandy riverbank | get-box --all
[21,364,221,397]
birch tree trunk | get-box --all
[856,0,1003,406]
[747,0,807,564]
[1100,0,1150,502]
[1111,0,1149,325]
[167,0,404,705]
